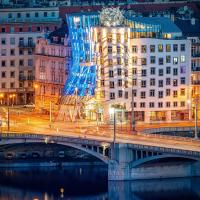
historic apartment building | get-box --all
[0,7,61,105]
[34,27,71,113]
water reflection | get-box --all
[0,167,200,200]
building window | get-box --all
[181,101,185,107]
[19,49,24,55]
[101,68,104,75]
[181,77,185,84]
[166,89,171,96]
[158,91,163,98]
[150,45,155,53]
[132,89,137,97]
[141,91,146,99]
[173,90,178,98]
[180,55,185,63]
[1,71,6,78]
[158,80,163,87]
[117,58,121,65]
[140,102,145,108]
[117,46,121,54]
[37,27,41,32]
[118,90,123,98]
[117,68,122,76]
[181,44,185,51]
[19,27,23,32]
[158,102,163,108]
[141,45,147,53]
[173,68,178,76]
[1,83,6,88]
[132,68,137,75]
[166,78,171,85]
[173,101,178,107]
[166,44,171,52]
[1,38,6,45]
[44,12,47,17]
[141,58,147,65]
[108,59,113,66]
[166,66,171,74]
[116,34,121,43]
[1,49,6,56]
[159,69,163,76]
[150,67,155,75]
[28,59,33,66]
[173,57,178,64]
[109,81,114,88]
[125,91,128,99]
[19,60,24,66]
[166,55,171,63]
[17,13,21,18]
[149,89,155,97]
[141,80,146,88]
[109,70,114,77]
[1,27,6,33]
[10,37,15,45]
[141,69,146,76]
[180,88,185,96]
[1,60,6,67]
[166,102,170,107]
[101,80,104,87]
[132,45,137,53]
[10,49,15,56]
[10,82,15,88]
[10,71,15,78]
[150,56,156,64]
[26,13,30,18]
[173,44,178,52]
[118,79,122,87]
[158,44,163,52]
[132,56,137,65]
[107,33,112,42]
[150,78,155,86]
[108,46,112,54]
[110,92,115,100]
[10,60,15,67]
[149,102,154,108]
[173,79,178,86]
[159,58,163,65]
[132,79,137,86]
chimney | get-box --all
[191,18,195,25]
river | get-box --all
[0,166,199,200]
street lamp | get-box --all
[0,93,4,105]
[194,96,199,139]
[109,107,116,147]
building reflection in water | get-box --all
[0,167,200,200]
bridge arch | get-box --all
[129,154,199,168]
[0,140,109,164]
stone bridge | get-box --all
[0,132,200,180]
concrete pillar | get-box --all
[109,144,134,180]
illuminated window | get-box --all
[132,56,137,65]
[166,89,171,96]
[132,45,137,53]
[173,90,178,98]
[173,57,178,64]
[180,55,185,63]
[180,88,185,96]
[166,55,171,63]
[180,101,185,107]
[141,58,146,65]
[158,44,163,52]
[166,44,171,52]
[141,45,147,53]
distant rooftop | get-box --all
[175,18,200,37]
[47,26,69,44]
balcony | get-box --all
[18,42,35,49]
[192,80,200,85]
[192,53,200,58]
[27,76,35,80]
[192,67,200,72]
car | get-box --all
[23,103,35,108]
[32,152,40,158]
[19,153,27,159]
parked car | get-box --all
[5,153,14,160]
[58,151,65,158]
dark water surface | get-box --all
[0,167,199,200]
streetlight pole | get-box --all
[131,84,135,132]
[7,102,10,132]
[195,96,198,139]
[49,100,52,128]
